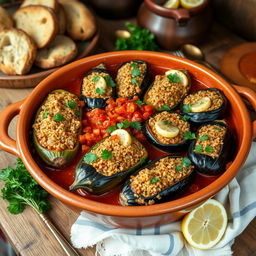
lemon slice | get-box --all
[165,69,189,87]
[180,0,204,8]
[190,97,211,112]
[155,121,179,138]
[163,0,179,8]
[95,76,107,90]
[182,199,227,250]
[111,129,132,146]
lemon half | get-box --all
[155,121,179,138]
[165,69,189,87]
[190,97,211,112]
[180,0,204,8]
[163,0,179,8]
[111,129,132,146]
[95,76,107,90]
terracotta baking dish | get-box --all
[0,51,256,228]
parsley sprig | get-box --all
[0,159,51,214]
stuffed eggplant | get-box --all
[120,156,195,206]
[143,111,193,153]
[180,88,227,123]
[144,69,191,111]
[188,120,231,175]
[70,129,148,195]
[32,89,82,168]
[115,60,149,98]
[81,64,116,109]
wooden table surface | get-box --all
[0,17,255,256]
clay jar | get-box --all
[137,0,212,50]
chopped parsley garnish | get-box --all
[106,126,117,133]
[96,87,106,95]
[43,109,49,119]
[139,158,146,164]
[130,121,142,130]
[199,135,209,141]
[162,105,171,111]
[150,177,159,184]
[130,63,139,68]
[67,101,77,109]
[131,68,141,77]
[92,76,100,82]
[167,72,181,83]
[84,152,98,163]
[184,131,196,140]
[101,149,112,160]
[176,165,183,172]
[92,145,99,150]
[215,127,222,131]
[131,77,137,85]
[75,110,81,117]
[135,100,145,106]
[53,113,65,122]
[117,119,130,129]
[194,145,203,153]
[104,75,116,87]
[163,120,172,125]
[182,157,191,167]
[182,115,190,121]
[183,104,191,113]
[205,146,213,153]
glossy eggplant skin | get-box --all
[188,121,231,175]
[33,89,82,168]
[80,66,115,110]
[143,111,191,153]
[69,137,149,195]
[180,88,227,123]
[120,156,195,206]
[116,60,150,99]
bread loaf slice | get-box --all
[35,35,77,69]
[21,0,59,12]
[0,29,37,75]
[0,6,13,30]
[58,0,96,41]
[57,5,66,34]
[13,6,58,48]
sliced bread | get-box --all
[0,29,37,75]
[13,5,58,48]
[21,0,59,12]
[35,35,77,69]
[0,6,13,30]
[58,0,96,41]
[57,5,66,34]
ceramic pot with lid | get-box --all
[137,0,212,50]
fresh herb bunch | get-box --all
[0,158,51,214]
[116,22,159,51]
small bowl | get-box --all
[0,51,255,228]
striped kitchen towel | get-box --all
[71,142,256,256]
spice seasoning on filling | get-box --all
[194,124,226,158]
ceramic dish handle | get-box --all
[0,99,25,157]
[233,85,256,139]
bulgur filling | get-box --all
[81,72,113,98]
[85,136,147,176]
[194,124,226,158]
[116,61,147,97]
[183,90,223,112]
[145,74,189,110]
[130,157,194,201]
[148,112,190,144]
[33,90,81,151]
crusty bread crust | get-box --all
[35,35,77,69]
[0,6,13,30]
[0,29,37,75]
[57,5,66,34]
[13,5,58,48]
[59,0,96,41]
[21,0,59,12]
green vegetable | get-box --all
[139,158,147,164]
[215,127,222,131]
[182,115,190,121]
[163,120,172,125]
[53,113,65,122]
[162,105,171,111]
[150,177,159,184]
[183,104,191,113]
[0,159,51,214]
[182,157,191,167]
[117,119,130,129]
[75,110,81,117]
[107,126,117,133]
[130,121,142,130]
[184,131,196,140]
[205,146,213,153]
[194,145,203,153]
[131,68,141,77]
[130,63,139,68]
[67,101,77,109]
[96,87,106,95]
[101,149,112,160]
[135,100,145,106]
[176,165,183,172]
[199,135,209,141]
[92,76,100,82]
[167,73,181,83]
[84,153,98,163]
[43,109,49,119]
[131,77,137,85]
[116,22,159,51]
[104,75,116,87]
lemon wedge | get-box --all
[111,129,132,146]
[163,0,179,8]
[190,97,211,112]
[165,69,189,87]
[95,76,107,90]
[182,199,227,250]
[180,0,204,8]
[155,121,179,138]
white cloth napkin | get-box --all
[71,143,256,256]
